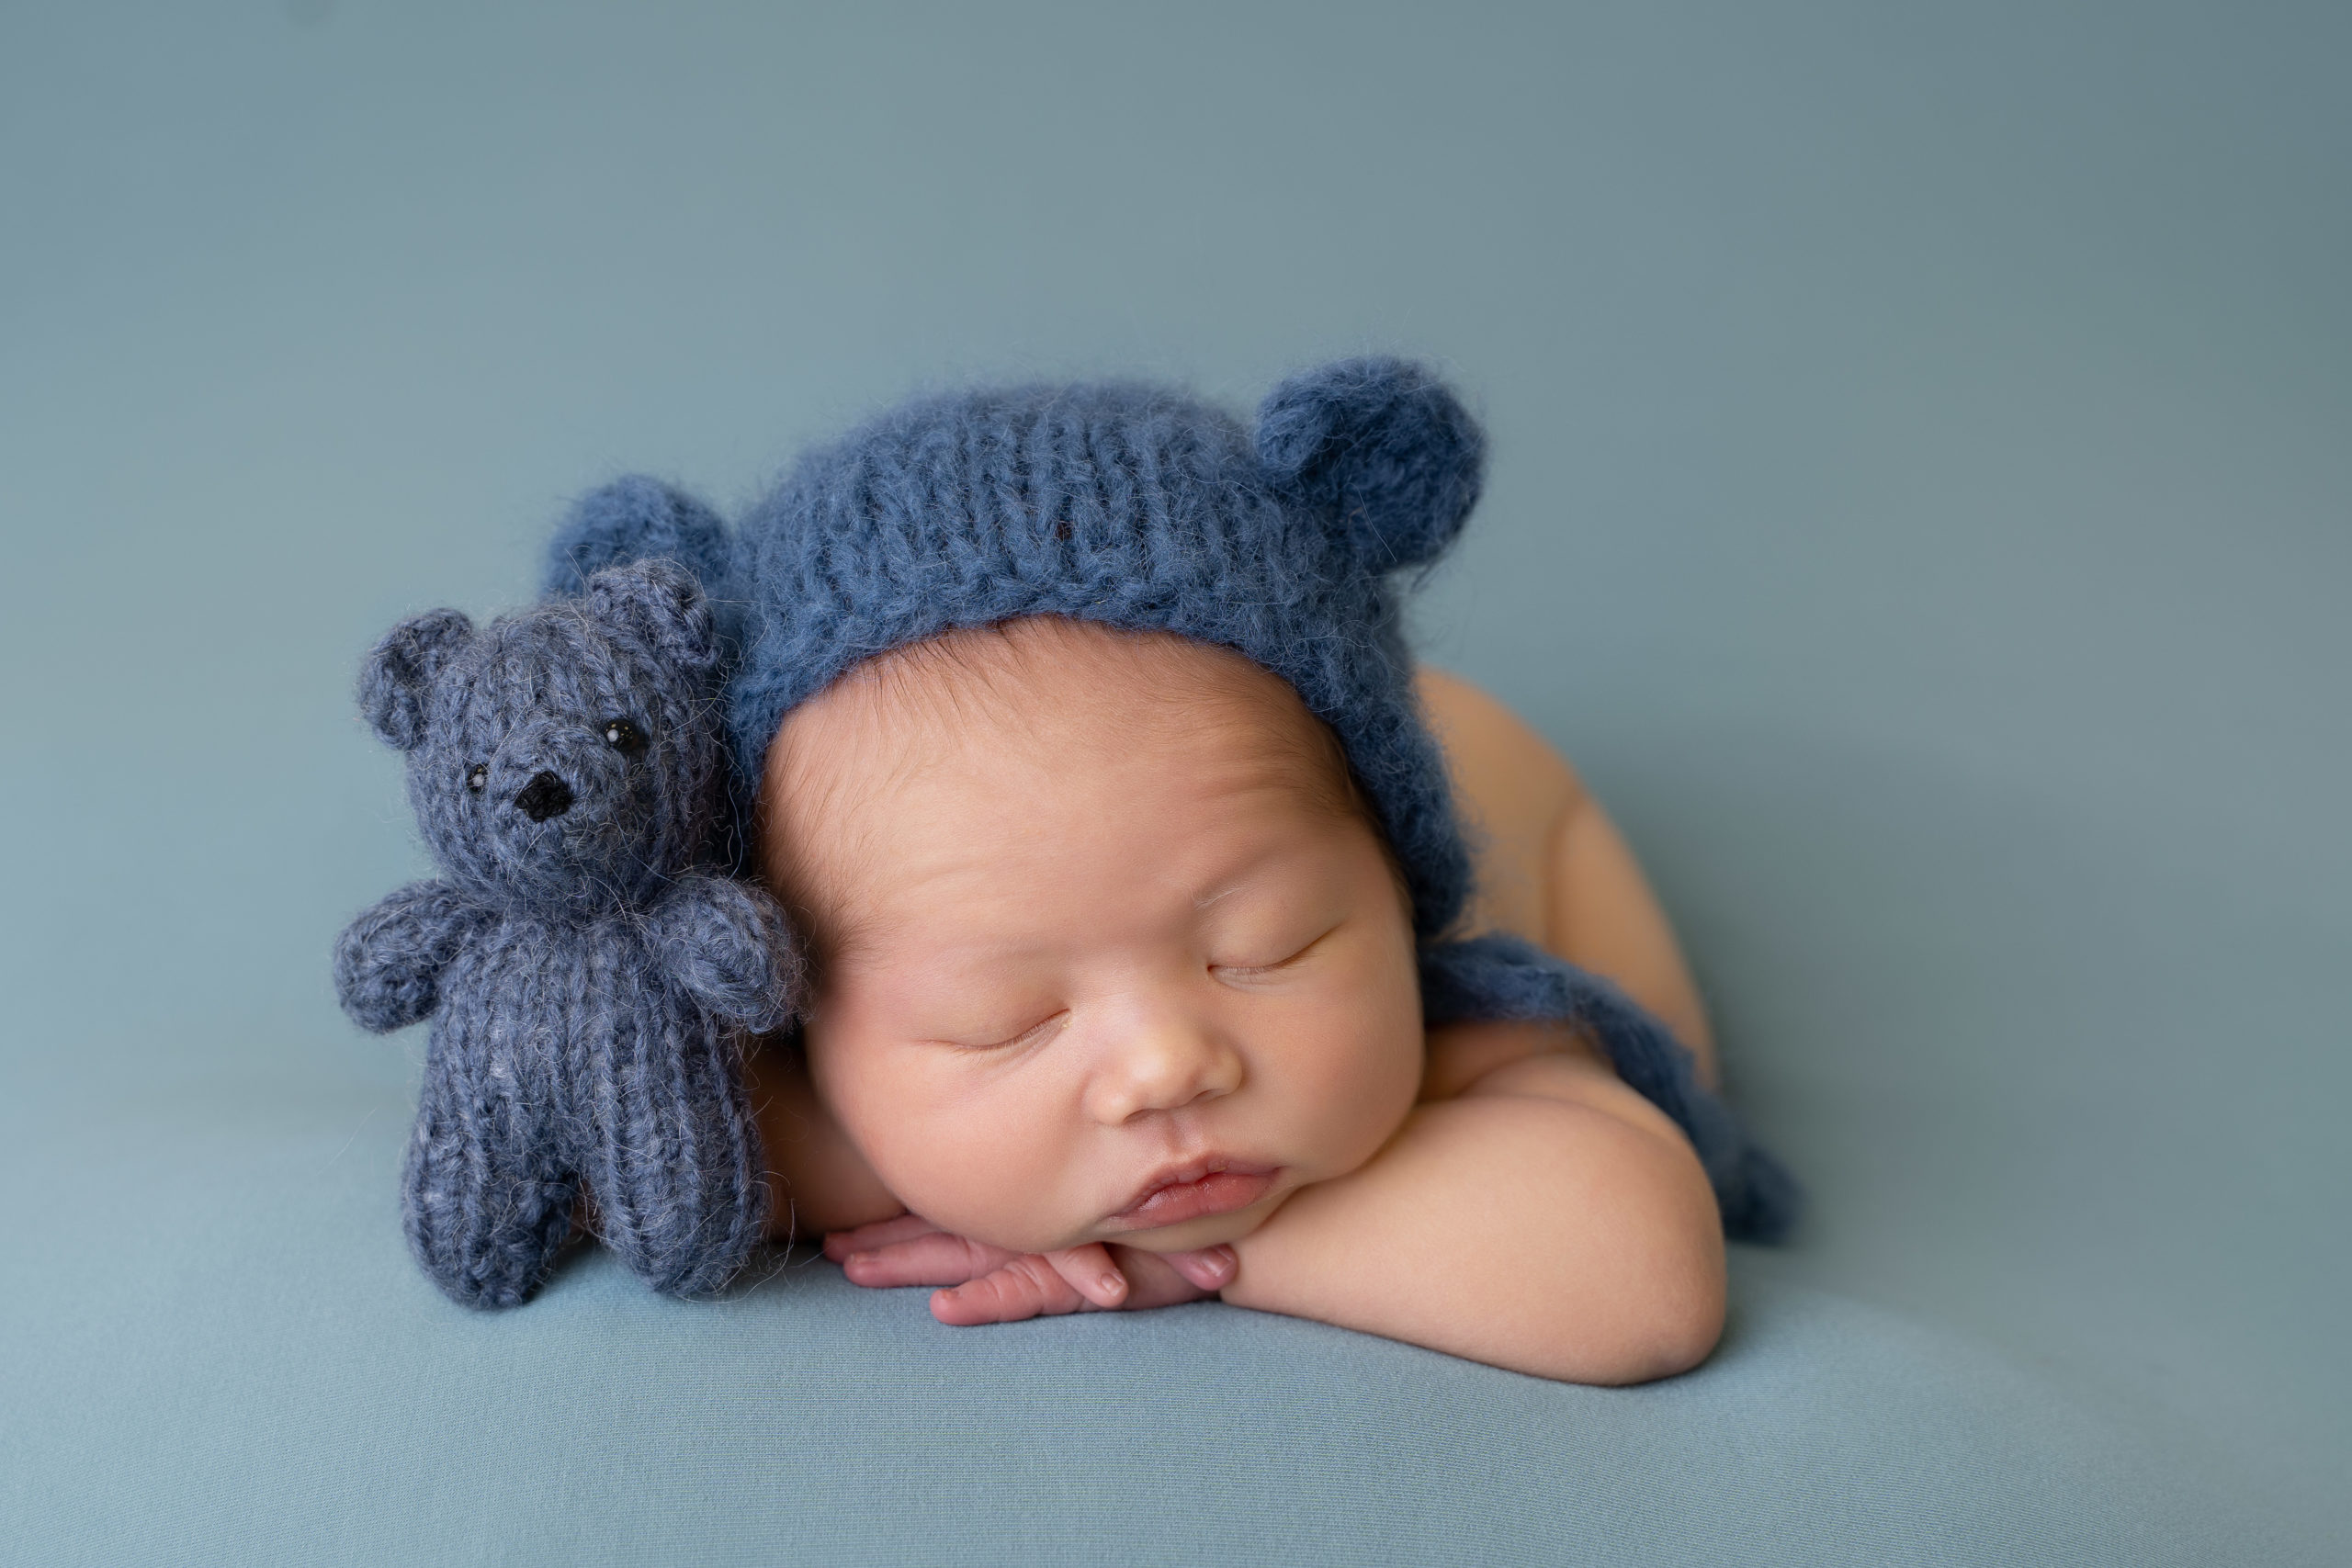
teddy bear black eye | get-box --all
[603,718,647,756]
[466,763,488,792]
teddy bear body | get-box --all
[334,559,797,1309]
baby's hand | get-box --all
[822,1215,1238,1326]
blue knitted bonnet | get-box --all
[546,357,1798,1241]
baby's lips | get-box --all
[1107,1161,1279,1230]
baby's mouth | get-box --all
[1105,1158,1278,1232]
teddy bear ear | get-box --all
[357,608,475,751]
[541,476,734,602]
[585,557,717,672]
[1254,357,1486,573]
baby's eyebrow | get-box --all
[1195,862,1290,909]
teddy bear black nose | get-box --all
[513,771,575,822]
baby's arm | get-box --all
[1218,1020,1724,1383]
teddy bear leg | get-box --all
[401,1037,580,1310]
[588,1014,772,1299]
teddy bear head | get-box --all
[356,558,723,910]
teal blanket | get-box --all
[3,2,2345,1562]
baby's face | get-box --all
[763,619,1425,1257]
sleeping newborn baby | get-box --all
[550,358,1794,1384]
[758,617,1733,1385]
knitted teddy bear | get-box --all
[333,558,797,1308]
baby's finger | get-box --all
[820,1213,939,1261]
[1103,1244,1229,1308]
[1164,1245,1238,1293]
[1042,1244,1129,1309]
[838,1231,1014,1289]
[931,1257,1084,1326]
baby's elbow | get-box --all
[1594,1244,1725,1384]
[1539,1135,1728,1385]
[1537,1241,1721,1386]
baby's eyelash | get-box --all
[956,1010,1067,1051]
[1214,926,1336,976]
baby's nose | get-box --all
[1088,1019,1246,1125]
[513,771,575,822]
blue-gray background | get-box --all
[4,4,2345,1564]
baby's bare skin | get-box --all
[748,622,1724,1383]
[1414,667,1718,1088]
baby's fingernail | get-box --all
[1100,1273,1126,1296]
[845,1251,873,1267]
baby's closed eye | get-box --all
[1208,921,1340,981]
[919,1006,1070,1053]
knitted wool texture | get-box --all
[334,559,799,1308]
[546,358,1798,1241]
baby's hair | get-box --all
[757,615,1403,976]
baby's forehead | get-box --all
[758,617,1367,931]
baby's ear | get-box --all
[1254,356,1486,573]
[586,557,717,672]
[542,475,733,601]
[357,608,475,751]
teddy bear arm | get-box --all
[333,880,487,1032]
[648,874,803,1033]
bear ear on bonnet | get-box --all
[541,475,733,603]
[1254,356,1486,574]
[358,608,474,751]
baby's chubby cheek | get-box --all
[1272,1008,1425,1185]
[802,1026,1091,1254]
